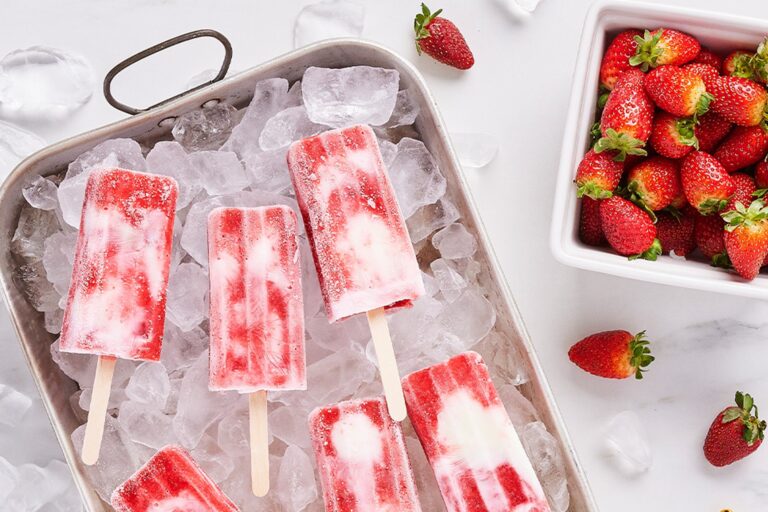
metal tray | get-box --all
[0,38,598,511]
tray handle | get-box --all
[103,29,233,115]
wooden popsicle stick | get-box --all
[367,307,407,422]
[82,355,117,465]
[249,390,270,497]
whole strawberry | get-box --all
[709,75,768,127]
[656,211,695,257]
[681,151,736,215]
[595,69,655,161]
[722,50,755,78]
[703,392,765,467]
[600,29,643,90]
[568,330,654,380]
[414,4,474,70]
[599,196,661,259]
[579,197,605,246]
[724,173,757,213]
[644,65,713,118]
[694,212,729,265]
[722,199,768,279]
[626,156,682,211]
[692,48,723,70]
[574,149,624,199]
[694,113,733,153]
[650,111,697,159]
[713,125,768,173]
[756,160,768,188]
[630,28,700,71]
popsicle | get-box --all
[60,168,177,465]
[287,124,424,420]
[309,396,422,512]
[207,206,305,496]
[402,351,551,512]
[111,445,240,512]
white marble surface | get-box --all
[1,0,767,510]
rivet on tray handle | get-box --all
[103,29,233,115]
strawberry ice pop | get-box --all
[207,206,305,496]
[309,396,422,512]
[287,124,424,421]
[60,168,177,465]
[402,351,551,512]
[111,445,240,512]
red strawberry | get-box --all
[574,149,624,199]
[600,29,643,90]
[599,196,661,259]
[630,28,700,71]
[414,4,474,70]
[568,330,654,380]
[713,125,768,173]
[722,50,755,78]
[724,173,757,213]
[656,211,695,257]
[756,160,768,188]
[650,111,697,159]
[709,75,768,127]
[595,69,655,161]
[644,65,713,117]
[722,199,768,279]
[579,197,605,246]
[704,392,766,467]
[692,48,723,69]
[626,156,682,211]
[682,62,720,90]
[681,151,736,215]
[694,113,733,152]
[694,213,728,264]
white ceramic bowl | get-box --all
[551,0,768,299]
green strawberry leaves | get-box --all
[721,199,768,231]
[594,128,648,162]
[627,331,655,379]
[630,29,664,72]
[414,3,442,53]
[722,391,767,446]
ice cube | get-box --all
[378,139,398,168]
[4,459,74,511]
[388,137,446,218]
[0,121,46,179]
[119,400,176,450]
[0,46,94,121]
[166,262,208,332]
[497,384,538,428]
[243,148,293,193]
[294,0,365,49]
[384,90,420,128]
[451,132,499,168]
[44,308,64,334]
[305,311,370,352]
[520,421,570,512]
[189,150,249,195]
[407,199,460,243]
[477,331,529,386]
[146,141,201,210]
[0,455,18,502]
[276,445,318,512]
[125,362,171,408]
[21,175,58,210]
[192,433,236,484]
[0,384,32,427]
[405,436,446,511]
[42,230,76,301]
[172,102,238,152]
[302,66,399,127]
[432,223,477,259]
[160,323,208,371]
[50,339,96,387]
[430,258,467,302]
[270,406,312,450]
[604,410,653,476]
[11,206,58,261]
[217,405,258,459]
[219,455,280,511]
[436,289,495,348]
[259,106,325,151]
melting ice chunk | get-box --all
[0,121,45,179]
[293,0,365,49]
[604,410,652,476]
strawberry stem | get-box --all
[627,331,654,379]
[723,391,766,446]
[594,128,648,162]
[414,3,442,54]
[629,29,664,72]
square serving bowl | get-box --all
[551,0,768,299]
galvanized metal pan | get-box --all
[0,35,598,511]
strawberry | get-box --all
[703,392,766,467]
[756,160,768,188]
[681,151,736,215]
[594,69,655,161]
[414,4,474,70]
[568,330,654,380]
[722,199,768,279]
[722,50,755,78]
[682,62,720,90]
[626,156,682,211]
[630,28,700,71]
[574,149,624,199]
[724,173,757,213]
[692,48,723,70]
[709,75,768,127]
[600,29,643,90]
[694,113,733,153]
[579,197,605,246]
[650,111,697,159]
[713,125,768,173]
[751,38,768,84]
[694,213,728,265]
[599,196,661,259]
[644,65,713,117]
[656,211,695,257]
